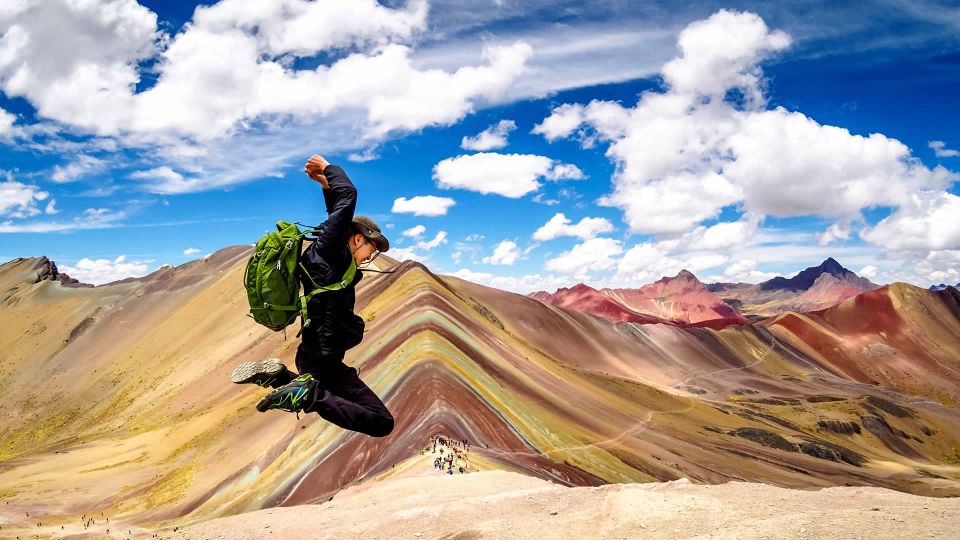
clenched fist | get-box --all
[304,154,330,188]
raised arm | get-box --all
[304,154,357,250]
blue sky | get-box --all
[0,1,958,289]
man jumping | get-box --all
[230,154,394,438]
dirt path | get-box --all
[149,470,958,540]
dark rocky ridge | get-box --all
[728,427,867,466]
[929,283,960,291]
[32,257,93,288]
[817,419,861,435]
[758,257,877,292]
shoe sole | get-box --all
[256,390,279,412]
[231,358,286,385]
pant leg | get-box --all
[306,360,395,438]
[295,343,344,375]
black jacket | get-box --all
[298,164,365,357]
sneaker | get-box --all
[231,358,291,388]
[256,373,317,413]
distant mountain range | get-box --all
[709,258,881,318]
[1,250,959,534]
[930,283,960,291]
[530,269,749,329]
[756,257,875,292]
[531,258,882,324]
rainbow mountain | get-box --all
[0,247,959,535]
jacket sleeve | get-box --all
[315,164,357,250]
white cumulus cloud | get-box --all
[59,255,151,285]
[817,220,852,246]
[433,152,584,198]
[347,147,379,163]
[929,140,959,158]
[660,9,791,105]
[447,267,572,294]
[858,265,878,279]
[133,32,532,140]
[129,166,198,194]
[0,107,15,136]
[190,0,428,57]
[544,163,586,181]
[684,217,759,250]
[388,229,447,265]
[51,155,106,183]
[0,0,159,135]
[532,9,957,247]
[402,224,426,238]
[0,0,534,195]
[0,178,49,218]
[545,237,623,277]
[718,258,779,283]
[417,231,448,250]
[860,191,960,251]
[531,103,586,142]
[461,119,516,151]
[392,195,456,216]
[532,213,614,241]
[384,246,426,264]
[482,240,520,265]
[613,241,728,285]
[183,247,201,255]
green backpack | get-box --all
[244,220,356,335]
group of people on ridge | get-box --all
[424,434,473,475]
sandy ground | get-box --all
[147,467,959,540]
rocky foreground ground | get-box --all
[148,470,958,540]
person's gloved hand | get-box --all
[304,154,330,188]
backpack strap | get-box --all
[295,221,324,240]
[295,256,357,337]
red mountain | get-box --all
[528,282,669,324]
[784,273,866,312]
[765,283,960,403]
[604,270,749,328]
[530,270,748,328]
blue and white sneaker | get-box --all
[256,373,317,414]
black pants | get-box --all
[293,344,394,438]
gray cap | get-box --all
[352,215,389,252]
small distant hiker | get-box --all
[231,154,394,438]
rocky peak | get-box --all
[33,257,58,281]
[32,257,93,288]
[567,282,597,294]
[759,258,873,292]
[645,269,707,294]
[529,283,599,302]
[819,257,845,274]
